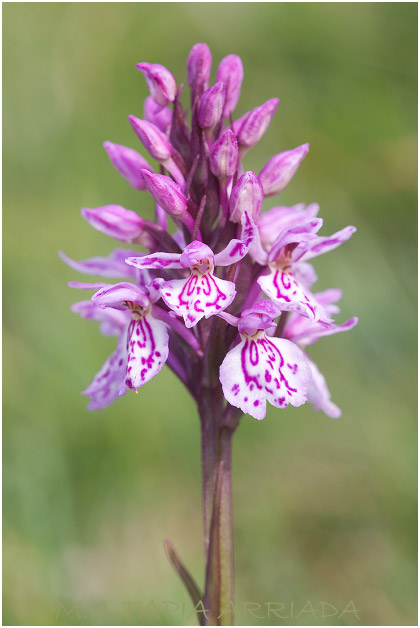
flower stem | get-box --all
[206,426,235,626]
[199,389,221,555]
[199,391,240,626]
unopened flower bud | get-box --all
[198,82,225,130]
[209,129,238,178]
[144,96,172,134]
[216,54,244,118]
[103,141,153,190]
[136,62,177,107]
[141,170,187,216]
[187,43,212,91]
[259,144,309,197]
[229,171,264,223]
[236,98,279,149]
[129,116,172,161]
[81,205,154,247]
[232,111,250,136]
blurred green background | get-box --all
[3,3,417,626]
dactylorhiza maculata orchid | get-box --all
[61,43,357,626]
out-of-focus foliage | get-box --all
[3,3,417,625]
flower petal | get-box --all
[306,359,341,418]
[125,252,182,270]
[258,269,330,322]
[268,219,323,264]
[83,333,128,410]
[220,332,311,420]
[125,312,169,389]
[71,300,129,336]
[161,271,236,328]
[214,210,257,266]
[92,282,150,310]
[59,249,138,279]
[258,203,320,249]
[68,281,112,290]
[300,226,356,262]
[287,317,359,346]
[293,262,318,289]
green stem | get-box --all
[200,397,218,555]
[200,397,239,626]
[213,426,235,626]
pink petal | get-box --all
[125,312,169,389]
[125,252,182,270]
[287,317,359,346]
[258,270,330,323]
[92,282,150,310]
[71,300,129,336]
[83,333,128,410]
[214,211,257,266]
[161,271,236,328]
[268,219,323,264]
[300,226,356,262]
[258,203,320,248]
[59,249,137,279]
[180,241,214,268]
[68,281,112,290]
[220,332,311,420]
[293,262,318,289]
[306,359,341,418]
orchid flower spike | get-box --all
[61,45,361,628]
[63,42,357,424]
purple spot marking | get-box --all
[229,242,245,258]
